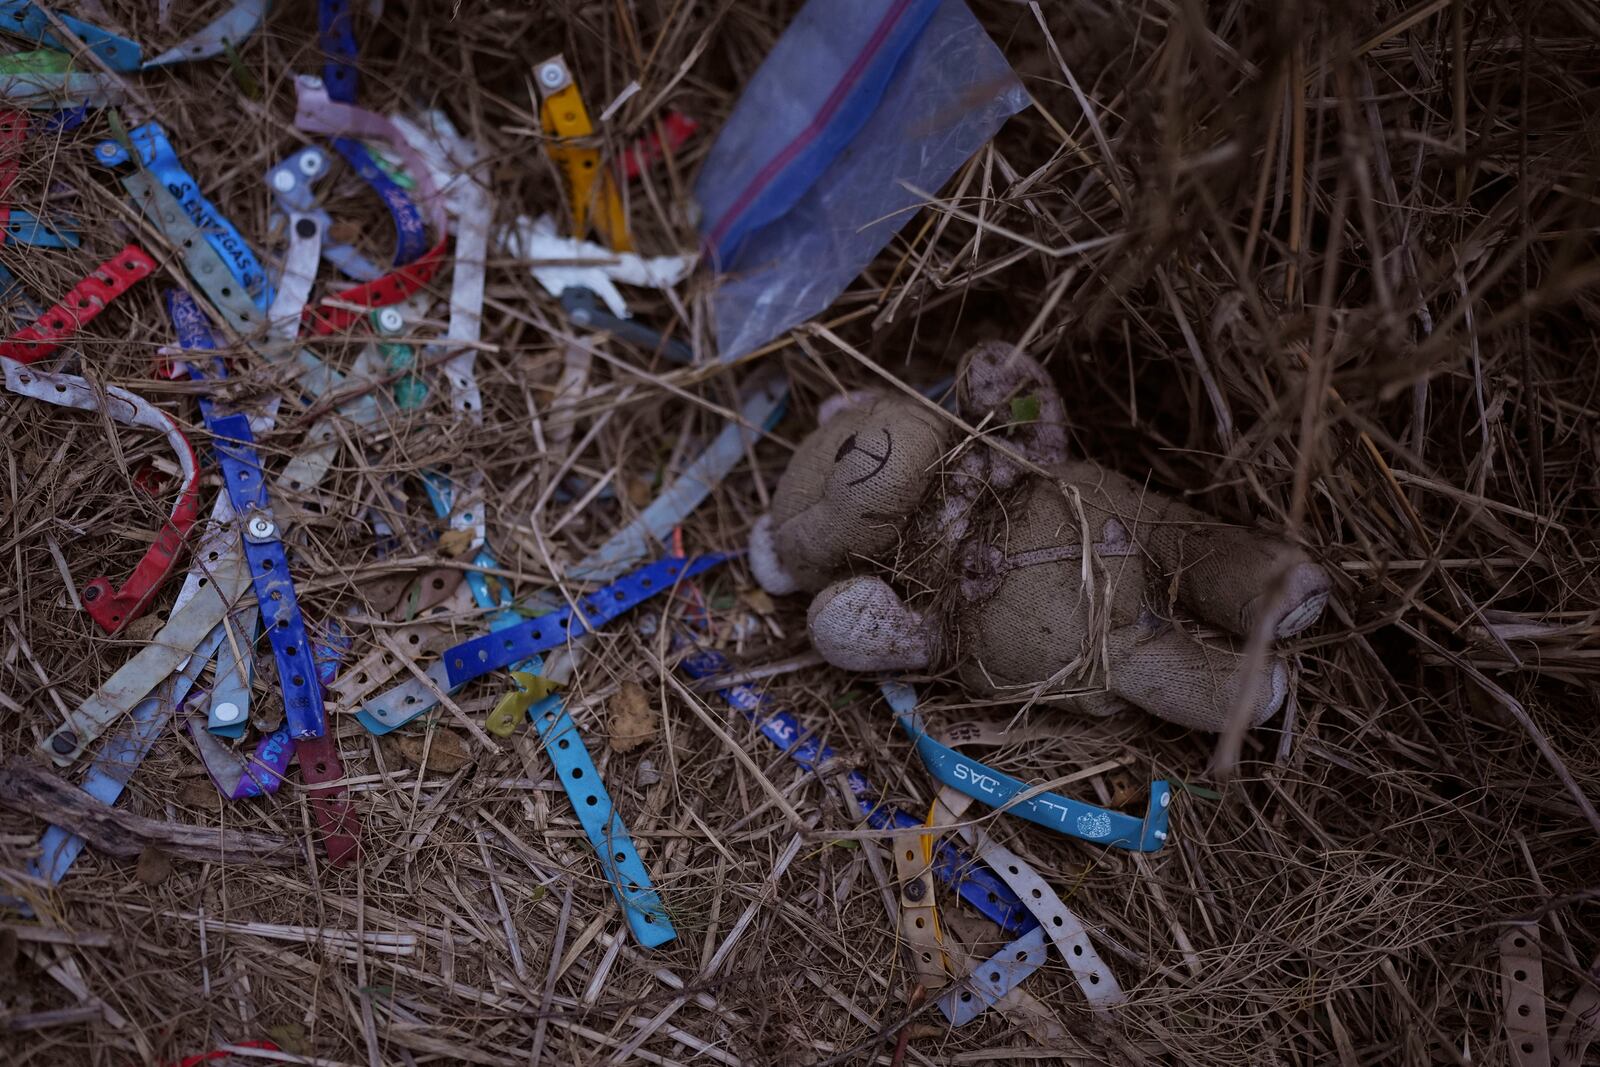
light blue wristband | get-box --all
[882,681,1172,852]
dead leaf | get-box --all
[135,846,172,886]
[177,779,221,809]
[327,219,362,245]
[625,476,653,508]
[437,528,475,558]
[741,587,776,615]
[267,1022,309,1056]
[1106,768,1140,809]
[390,730,472,773]
[608,681,657,753]
[121,614,166,642]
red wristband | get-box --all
[301,236,448,337]
[0,243,157,364]
[294,734,362,866]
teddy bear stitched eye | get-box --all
[834,429,895,485]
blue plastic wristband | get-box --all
[317,0,359,103]
[674,642,1033,935]
[314,0,428,265]
[1,208,77,248]
[27,625,225,890]
[529,695,676,947]
[94,122,273,308]
[169,290,327,740]
[881,682,1172,852]
[938,927,1050,1026]
[417,472,670,948]
[0,1,143,71]
[443,554,729,688]
[331,136,429,266]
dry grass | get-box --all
[2,0,1599,1063]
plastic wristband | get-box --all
[0,243,155,363]
[357,374,786,731]
[37,520,250,766]
[169,290,328,740]
[143,0,267,68]
[293,74,444,237]
[443,554,728,688]
[535,54,630,251]
[0,2,143,70]
[22,514,239,892]
[314,0,432,267]
[267,145,383,282]
[294,732,361,866]
[0,66,120,108]
[393,109,490,419]
[1,209,76,247]
[2,348,200,634]
[94,123,272,307]
[326,583,473,711]
[531,696,675,948]
[28,628,225,890]
[206,608,256,738]
[882,682,1172,852]
[372,302,427,409]
[891,827,948,989]
[939,927,1050,1026]
[674,640,1033,935]
[267,208,323,341]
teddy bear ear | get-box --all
[957,341,1068,467]
[818,389,883,424]
[748,514,801,595]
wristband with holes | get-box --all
[2,342,200,634]
[443,554,728,688]
[37,514,250,766]
[169,289,327,740]
[95,123,272,307]
[674,640,1033,935]
[267,146,382,282]
[20,515,238,894]
[892,826,949,990]
[357,374,787,731]
[0,243,155,363]
[145,0,267,67]
[393,109,491,421]
[885,681,1172,852]
[0,2,142,69]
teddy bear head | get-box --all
[750,394,953,595]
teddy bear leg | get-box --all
[1145,503,1330,638]
[806,576,938,672]
[1104,624,1288,732]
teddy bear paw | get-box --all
[807,576,936,671]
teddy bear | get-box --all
[748,342,1331,732]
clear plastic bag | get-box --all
[695,0,1026,360]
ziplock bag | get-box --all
[695,0,1027,360]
